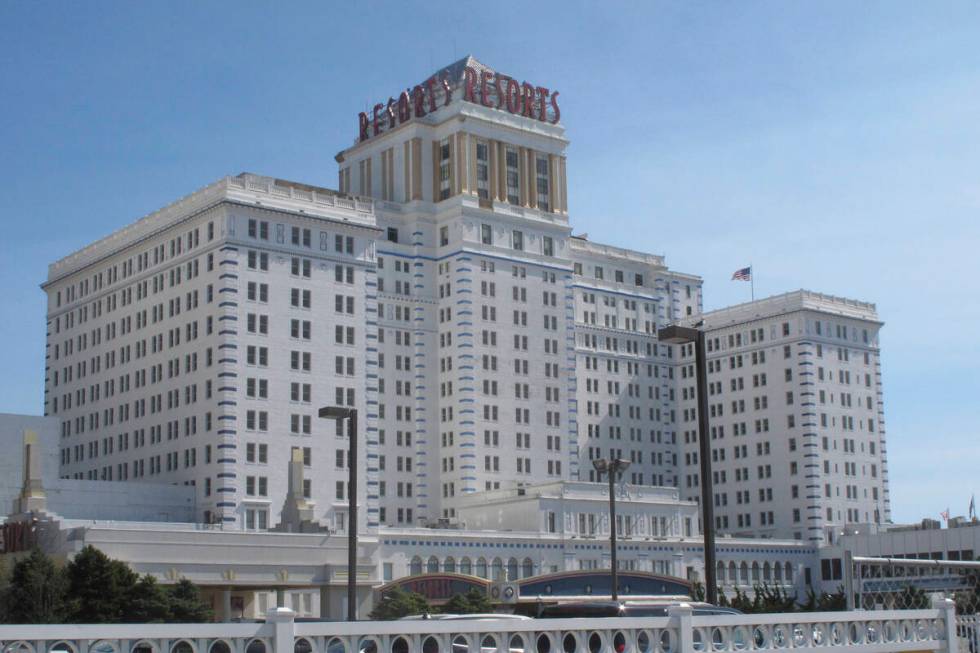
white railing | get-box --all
[0,599,958,653]
[956,615,978,653]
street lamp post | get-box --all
[318,406,358,621]
[592,457,631,601]
[658,323,717,605]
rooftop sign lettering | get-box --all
[357,65,560,142]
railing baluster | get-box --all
[0,608,963,653]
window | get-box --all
[290,257,311,278]
[440,225,449,247]
[543,236,554,257]
[476,142,489,199]
[386,227,398,243]
[335,234,354,254]
[481,224,492,245]
[535,156,550,211]
[439,138,451,200]
[512,230,524,251]
[505,148,519,204]
[247,251,269,271]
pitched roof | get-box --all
[424,55,493,90]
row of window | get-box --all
[55,223,214,310]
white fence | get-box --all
[0,599,959,653]
[956,615,978,653]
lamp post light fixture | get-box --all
[318,406,358,621]
[592,457,631,601]
[657,323,717,604]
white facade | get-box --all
[454,481,699,541]
[682,291,889,543]
[15,478,814,619]
[43,177,380,531]
[40,57,887,548]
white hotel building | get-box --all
[680,293,889,544]
[36,57,889,608]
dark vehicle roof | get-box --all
[537,601,741,618]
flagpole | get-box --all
[750,263,755,301]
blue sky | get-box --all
[2,2,978,524]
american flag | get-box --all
[731,266,752,281]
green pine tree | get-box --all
[4,548,68,624]
[716,588,729,607]
[369,588,431,620]
[439,588,494,614]
[729,587,753,613]
[64,545,138,623]
[125,575,173,623]
[167,578,213,622]
[802,585,846,612]
[752,583,798,613]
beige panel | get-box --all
[388,148,394,201]
[432,140,440,202]
[455,132,461,194]
[388,148,395,202]
[366,158,372,198]
[380,150,386,200]
[403,141,411,202]
[468,134,478,197]
[412,138,423,201]
[459,132,467,194]
[560,156,568,214]
[380,150,387,201]
[548,154,558,214]
[448,136,457,197]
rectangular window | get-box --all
[505,148,519,205]
[535,156,551,211]
[439,138,451,200]
[476,142,489,199]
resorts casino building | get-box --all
[27,57,889,617]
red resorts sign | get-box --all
[358,66,560,142]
